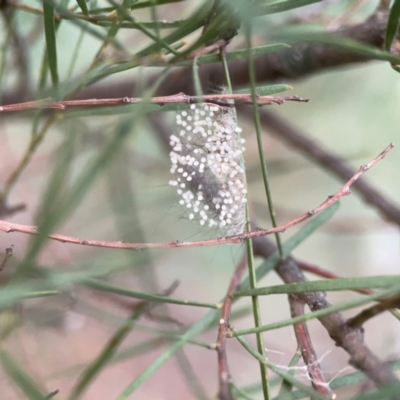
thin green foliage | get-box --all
[234,84,293,95]
[330,358,400,391]
[69,302,147,399]
[0,351,48,400]
[0,15,13,102]
[149,0,161,40]
[244,236,270,400]
[42,0,59,93]
[19,114,138,271]
[234,275,400,297]
[276,349,302,399]
[130,0,187,9]
[114,209,337,396]
[116,309,219,399]
[245,22,283,258]
[175,43,290,67]
[236,336,328,400]
[107,0,180,56]
[67,27,86,78]
[238,202,340,291]
[77,2,210,88]
[385,0,400,52]
[83,278,220,309]
[350,382,400,400]
[1,0,399,398]
[258,0,323,15]
[76,0,89,16]
[221,43,270,400]
[51,1,127,45]
[233,283,400,337]
[272,30,400,64]
[286,358,400,399]
[231,382,258,400]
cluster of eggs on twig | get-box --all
[168,102,247,235]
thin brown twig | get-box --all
[216,254,247,400]
[0,244,13,272]
[149,98,399,391]
[0,201,26,218]
[289,295,332,396]
[0,93,308,113]
[152,8,391,96]
[0,143,393,250]
[6,1,182,29]
[252,237,400,391]
[254,110,400,227]
[348,294,400,328]
[0,9,392,106]
[188,39,227,59]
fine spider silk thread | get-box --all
[168,101,247,235]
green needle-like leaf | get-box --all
[175,44,290,67]
[385,0,400,52]
[238,202,340,291]
[115,205,338,397]
[42,0,59,92]
[76,0,89,15]
[84,278,220,309]
[69,303,147,400]
[234,275,400,297]
[233,284,400,337]
[234,84,293,95]
[236,336,328,400]
[258,0,323,15]
[0,351,48,400]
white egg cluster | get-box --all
[169,102,247,235]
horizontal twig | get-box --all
[0,144,393,250]
[0,10,392,107]
[7,1,184,29]
[0,93,308,113]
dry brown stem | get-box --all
[252,237,400,392]
[0,245,13,272]
[0,93,308,113]
[0,143,393,250]
[348,294,400,328]
[216,255,247,400]
[289,296,333,396]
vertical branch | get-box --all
[192,57,203,96]
[289,295,333,396]
[221,43,270,400]
[252,235,400,391]
[216,254,247,400]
